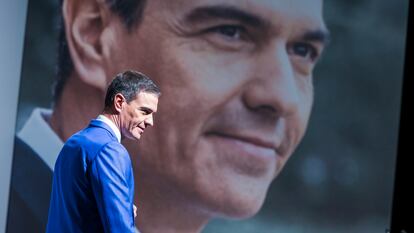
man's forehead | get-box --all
[160,0,323,19]
[134,92,159,109]
[135,92,159,101]
[152,0,326,33]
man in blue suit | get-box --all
[45,70,160,233]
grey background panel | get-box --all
[0,0,28,233]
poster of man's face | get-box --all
[7,0,408,232]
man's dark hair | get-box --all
[104,70,160,110]
[54,0,147,103]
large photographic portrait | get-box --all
[6,0,408,232]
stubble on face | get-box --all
[120,92,158,141]
[109,0,328,225]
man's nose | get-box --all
[144,116,154,127]
[242,42,301,118]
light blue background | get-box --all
[0,1,28,232]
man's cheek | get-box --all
[132,127,139,135]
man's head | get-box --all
[57,0,329,224]
[104,70,160,140]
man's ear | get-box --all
[63,0,113,90]
[113,93,126,114]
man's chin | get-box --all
[211,197,266,220]
[125,133,141,141]
[198,184,268,220]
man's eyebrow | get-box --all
[302,29,331,46]
[139,107,153,113]
[184,5,270,29]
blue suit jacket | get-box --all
[46,119,135,233]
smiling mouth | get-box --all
[206,132,279,159]
[209,131,277,148]
[136,127,144,134]
[205,132,280,176]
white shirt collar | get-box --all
[96,115,121,143]
[17,108,64,170]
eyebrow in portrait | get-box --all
[184,5,271,30]
[301,29,331,47]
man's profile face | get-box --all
[119,92,158,141]
[107,0,327,218]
